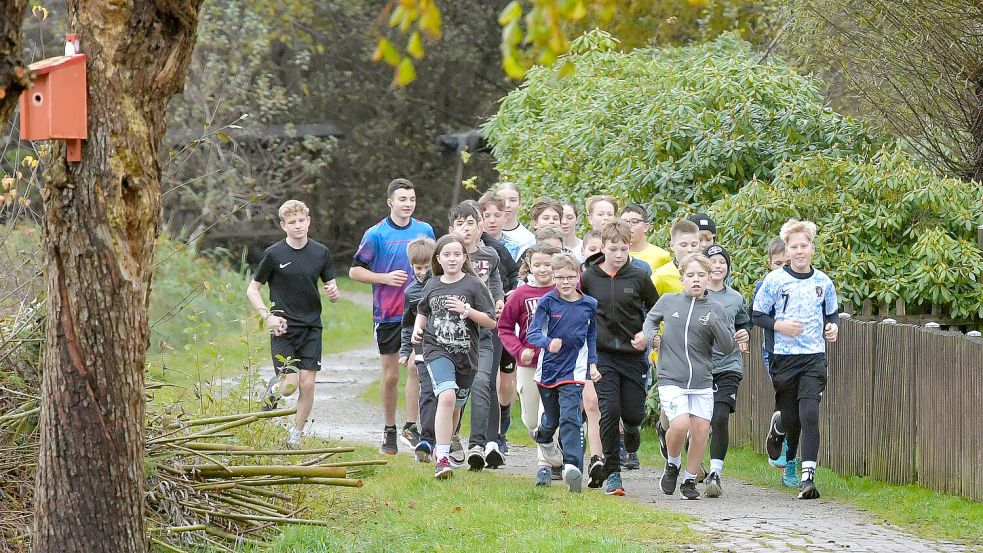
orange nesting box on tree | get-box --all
[19,46,87,162]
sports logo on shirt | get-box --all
[672,312,680,318]
[279,262,292,268]
[816,285,823,298]
[698,313,711,326]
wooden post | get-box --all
[977,224,983,250]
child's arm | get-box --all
[399,291,418,362]
[411,313,428,344]
[586,306,598,365]
[643,297,666,346]
[709,306,737,355]
[823,279,840,341]
[496,293,526,359]
[525,298,553,350]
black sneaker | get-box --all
[704,471,722,498]
[656,419,669,460]
[624,452,640,470]
[766,411,786,462]
[587,455,605,488]
[399,424,421,448]
[660,462,680,495]
[798,478,820,499]
[467,444,486,471]
[380,426,398,455]
[680,477,700,500]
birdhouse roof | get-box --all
[28,54,87,76]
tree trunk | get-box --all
[0,0,30,126]
[31,2,202,552]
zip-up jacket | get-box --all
[497,283,555,364]
[525,290,598,387]
[707,285,751,375]
[580,253,659,356]
[643,292,735,389]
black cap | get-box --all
[704,244,731,276]
[689,213,716,235]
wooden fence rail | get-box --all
[730,317,983,502]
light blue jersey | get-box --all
[752,266,838,355]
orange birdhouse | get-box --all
[19,51,88,162]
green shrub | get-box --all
[710,149,983,320]
[483,32,882,224]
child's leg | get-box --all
[467,332,497,448]
[434,389,457,447]
[516,365,540,430]
[405,363,420,426]
[582,380,603,458]
[557,384,586,471]
[685,414,711,477]
[416,360,437,445]
[594,365,623,476]
[709,372,741,474]
[666,413,690,460]
[426,356,460,460]
[293,369,317,431]
[796,358,827,479]
[620,376,646,452]
[660,386,690,462]
[535,385,560,443]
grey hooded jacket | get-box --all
[643,292,736,389]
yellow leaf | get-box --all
[568,1,587,20]
[502,55,526,80]
[316,44,326,54]
[460,150,471,164]
[407,31,425,60]
[374,38,400,66]
[503,20,522,46]
[557,60,576,77]
[216,131,231,143]
[419,4,442,40]
[498,1,522,26]
[389,5,407,28]
[397,57,417,86]
[462,176,478,190]
[301,82,310,96]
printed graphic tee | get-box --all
[417,274,495,373]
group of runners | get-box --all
[247,178,839,501]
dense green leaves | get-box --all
[483,33,881,224]
[711,150,983,320]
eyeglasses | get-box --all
[554,276,579,283]
[624,218,645,226]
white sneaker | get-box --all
[287,428,303,449]
[562,463,583,493]
[538,440,563,467]
[484,441,505,469]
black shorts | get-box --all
[712,371,742,413]
[374,322,401,355]
[499,346,516,374]
[770,353,827,413]
[271,325,322,373]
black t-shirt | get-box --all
[417,274,495,374]
[253,238,335,327]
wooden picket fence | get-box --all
[731,318,983,502]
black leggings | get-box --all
[709,402,731,461]
[782,398,821,463]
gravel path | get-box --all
[257,343,973,553]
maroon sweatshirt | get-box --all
[497,283,555,365]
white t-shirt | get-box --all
[501,222,535,262]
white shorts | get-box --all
[659,386,714,421]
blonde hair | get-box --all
[766,237,786,260]
[600,220,631,245]
[551,252,580,273]
[678,253,712,274]
[586,195,619,216]
[407,237,436,265]
[698,230,714,243]
[278,199,309,221]
[780,219,817,243]
[534,226,564,244]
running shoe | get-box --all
[414,440,433,463]
[538,440,563,469]
[380,426,398,455]
[769,439,789,469]
[434,457,454,479]
[286,427,302,449]
[496,436,510,455]
[656,419,669,460]
[660,462,680,495]
[680,477,700,500]
[399,424,421,448]
[697,463,709,483]
[449,434,465,466]
[466,444,486,471]
[704,472,722,498]
[551,465,563,481]
[604,471,625,496]
[562,464,583,493]
[619,434,628,465]
[766,411,786,462]
[783,458,799,487]
[587,455,605,488]
[624,452,640,470]
[484,441,505,469]
[535,465,551,486]
[798,477,820,500]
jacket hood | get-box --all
[584,252,639,278]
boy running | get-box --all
[702,245,752,497]
[580,220,660,495]
[399,238,437,461]
[621,204,671,275]
[525,252,599,492]
[644,254,738,500]
[752,219,839,499]
[246,200,340,448]
[350,179,435,455]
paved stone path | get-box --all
[256,334,975,552]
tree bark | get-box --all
[30,2,203,552]
[0,0,30,126]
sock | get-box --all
[710,459,724,475]
[385,424,396,431]
[435,444,450,461]
[668,454,682,468]
[801,461,816,481]
[681,470,696,482]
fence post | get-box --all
[977,224,983,250]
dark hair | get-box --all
[518,243,562,281]
[447,202,481,226]
[621,203,648,220]
[560,200,578,217]
[431,234,477,277]
[530,197,563,224]
[387,178,415,198]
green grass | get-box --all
[248,447,701,553]
[633,428,983,545]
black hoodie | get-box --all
[580,252,660,357]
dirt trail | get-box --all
[258,343,972,553]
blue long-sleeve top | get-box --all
[525,290,598,387]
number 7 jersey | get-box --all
[752,266,838,355]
